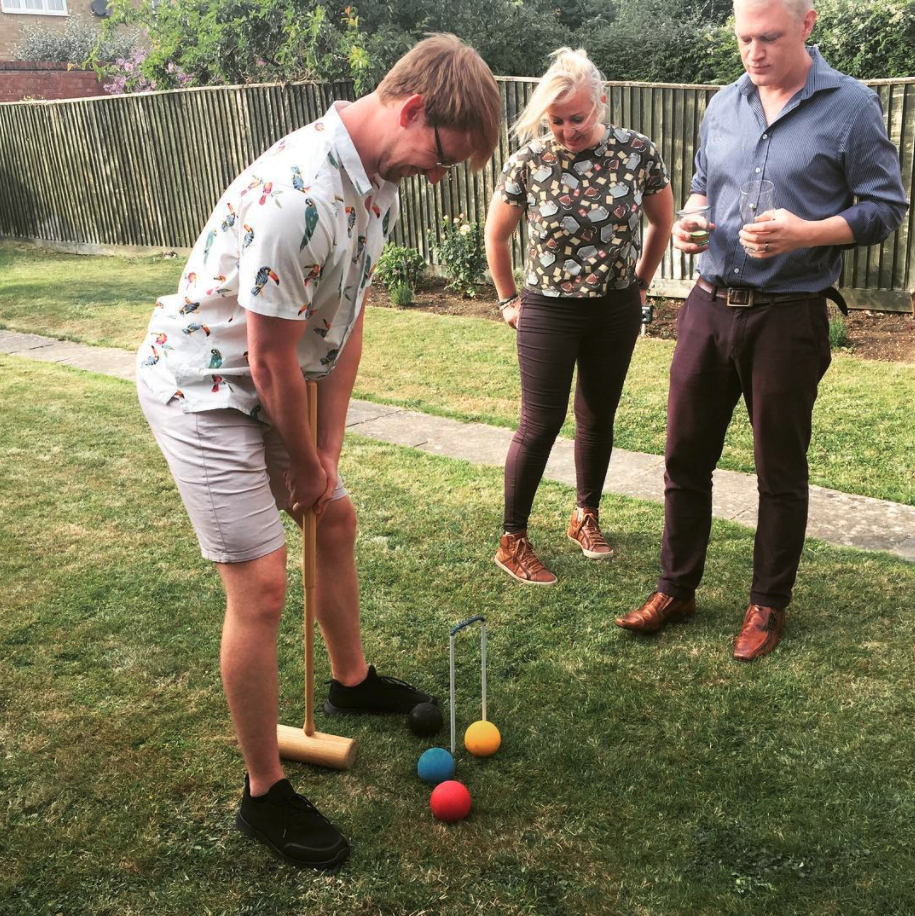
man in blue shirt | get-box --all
[616,0,907,660]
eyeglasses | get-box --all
[433,125,456,171]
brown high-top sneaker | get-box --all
[567,507,613,560]
[615,591,696,633]
[494,531,557,586]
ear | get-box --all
[600,93,607,105]
[801,9,817,40]
[398,94,425,128]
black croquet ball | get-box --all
[408,702,443,737]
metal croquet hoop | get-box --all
[449,614,487,754]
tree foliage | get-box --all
[97,0,385,91]
[94,0,915,95]
[585,0,736,84]
[813,0,915,79]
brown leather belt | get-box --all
[697,276,820,308]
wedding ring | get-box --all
[764,242,770,252]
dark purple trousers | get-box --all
[503,287,641,532]
[658,283,832,609]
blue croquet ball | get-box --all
[408,701,444,737]
[417,747,455,785]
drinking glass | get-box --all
[738,179,776,226]
[676,204,711,248]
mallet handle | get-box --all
[276,379,356,769]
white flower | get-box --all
[459,224,471,235]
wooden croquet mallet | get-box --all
[276,379,357,770]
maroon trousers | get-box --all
[658,283,832,609]
[503,288,641,532]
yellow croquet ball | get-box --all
[464,720,501,757]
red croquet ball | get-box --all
[429,780,472,822]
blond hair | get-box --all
[734,0,814,19]
[377,33,501,170]
[513,47,606,144]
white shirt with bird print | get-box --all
[137,102,399,422]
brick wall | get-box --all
[0,60,106,101]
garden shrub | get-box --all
[388,281,415,306]
[15,17,139,65]
[428,217,486,298]
[375,244,426,289]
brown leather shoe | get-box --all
[494,531,557,586]
[567,507,613,560]
[733,604,785,661]
[615,591,696,633]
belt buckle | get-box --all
[726,288,754,308]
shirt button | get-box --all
[762,133,768,139]
[755,167,761,173]
[734,268,740,274]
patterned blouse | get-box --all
[137,103,398,420]
[499,126,669,298]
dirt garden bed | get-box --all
[375,277,915,364]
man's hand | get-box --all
[313,451,339,520]
[672,214,715,254]
[739,208,808,258]
[287,460,328,518]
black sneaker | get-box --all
[324,665,437,715]
[235,775,349,869]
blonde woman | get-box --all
[487,48,674,586]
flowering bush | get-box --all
[375,244,426,289]
[104,47,155,94]
[103,47,193,94]
[428,216,485,298]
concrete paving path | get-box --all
[3,328,913,563]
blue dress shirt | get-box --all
[692,46,908,293]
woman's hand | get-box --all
[501,299,522,330]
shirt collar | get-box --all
[321,102,399,209]
[321,102,373,197]
[738,45,843,101]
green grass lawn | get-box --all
[2,241,914,507]
[1,356,914,915]
[0,244,182,349]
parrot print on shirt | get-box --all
[300,198,319,250]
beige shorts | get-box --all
[138,380,346,563]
